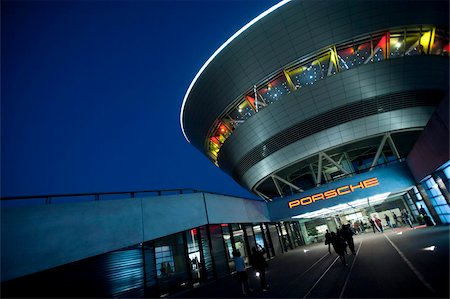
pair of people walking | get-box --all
[233,247,268,295]
[325,224,356,266]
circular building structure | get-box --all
[181,0,449,201]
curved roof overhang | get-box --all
[180,0,292,144]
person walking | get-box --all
[402,209,413,228]
[324,229,332,254]
[393,213,399,227]
[233,250,251,295]
[341,224,356,255]
[374,216,384,232]
[330,231,348,266]
[369,218,376,233]
[250,247,268,292]
[385,214,392,228]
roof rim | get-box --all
[179,0,292,143]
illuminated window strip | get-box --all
[206,26,448,164]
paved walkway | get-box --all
[172,225,449,298]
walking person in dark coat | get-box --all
[330,231,348,266]
[341,224,356,255]
[369,218,376,233]
[250,247,268,291]
[324,229,332,254]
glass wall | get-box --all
[154,233,189,296]
[423,177,450,224]
[205,26,449,163]
[231,224,250,265]
[3,221,303,297]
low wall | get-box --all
[1,192,269,281]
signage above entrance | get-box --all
[267,162,416,222]
[288,178,379,209]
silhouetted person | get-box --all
[385,215,392,228]
[418,205,427,216]
[393,213,399,227]
[324,229,332,254]
[402,209,413,228]
[250,247,268,291]
[341,224,356,255]
[330,231,347,266]
[369,218,376,233]
[233,250,251,295]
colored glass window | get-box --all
[257,74,291,105]
[431,30,450,56]
[390,30,405,58]
[372,33,388,62]
[337,40,371,70]
[405,29,422,56]
[288,52,331,88]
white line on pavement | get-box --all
[383,233,436,295]
[339,241,363,299]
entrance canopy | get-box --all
[267,162,415,221]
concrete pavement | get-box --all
[172,225,449,298]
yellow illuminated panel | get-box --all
[288,178,379,209]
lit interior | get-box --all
[206,26,449,164]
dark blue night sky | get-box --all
[2,0,279,198]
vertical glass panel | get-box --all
[208,138,220,158]
[268,224,283,256]
[209,225,229,278]
[228,98,255,125]
[257,74,291,105]
[337,43,356,70]
[372,33,388,62]
[222,224,235,272]
[231,224,249,265]
[390,30,405,58]
[143,242,159,297]
[185,229,202,284]
[405,29,422,56]
[288,52,331,88]
[431,30,450,56]
[154,233,188,295]
[424,177,450,224]
[337,40,371,70]
[442,164,450,190]
[245,225,256,252]
[199,226,214,280]
[419,30,433,53]
[253,224,265,250]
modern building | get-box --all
[2,0,450,297]
[180,0,450,224]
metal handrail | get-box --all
[1,188,262,203]
[1,188,199,201]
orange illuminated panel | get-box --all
[288,178,379,209]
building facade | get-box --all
[181,0,450,223]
